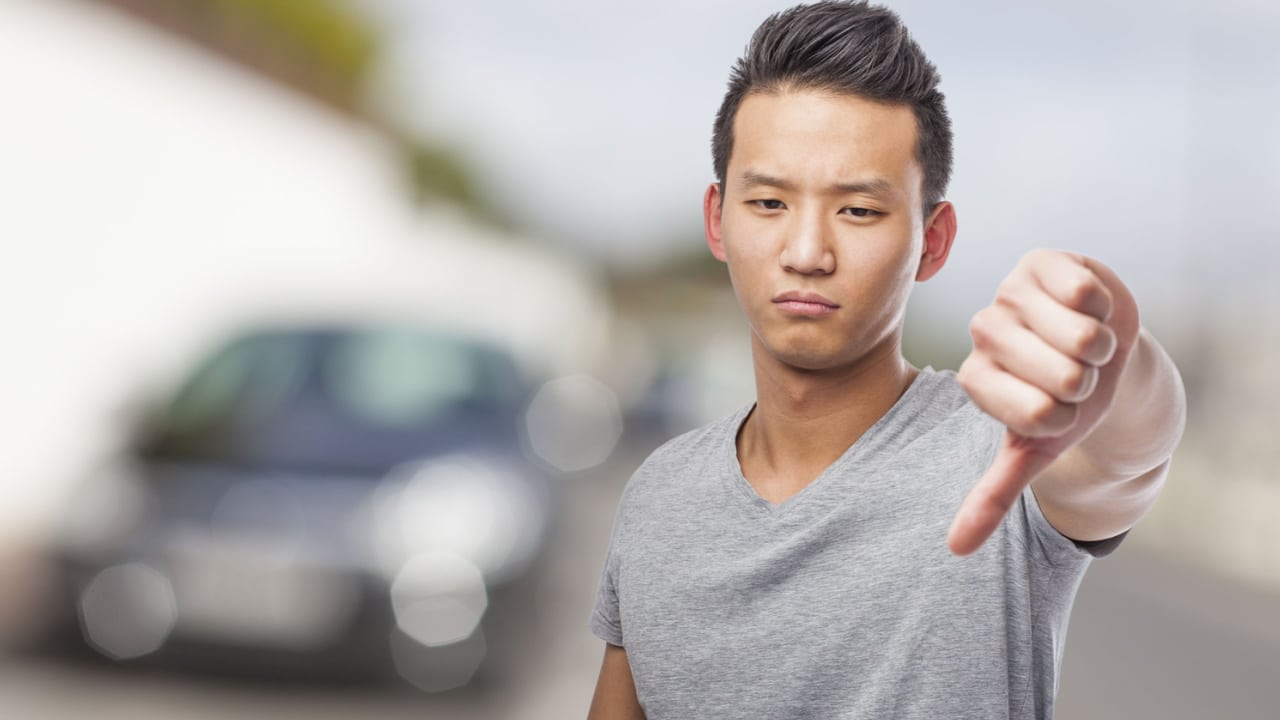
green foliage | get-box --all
[219,0,375,77]
[404,141,510,229]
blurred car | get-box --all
[41,322,556,690]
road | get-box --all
[2,433,1276,719]
[1057,540,1280,718]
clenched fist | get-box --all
[948,249,1142,556]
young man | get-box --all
[588,2,1185,718]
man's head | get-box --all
[711,1,951,214]
[702,1,958,374]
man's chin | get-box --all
[763,346,849,373]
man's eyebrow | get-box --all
[830,178,893,196]
[739,171,797,191]
[738,171,893,197]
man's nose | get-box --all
[780,209,835,275]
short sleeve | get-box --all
[1022,485,1126,564]
[1073,531,1126,557]
[589,511,625,646]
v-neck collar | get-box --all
[721,367,938,519]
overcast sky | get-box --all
[359,0,1280,323]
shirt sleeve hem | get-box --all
[589,613,624,647]
[1023,485,1093,566]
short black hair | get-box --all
[712,1,952,212]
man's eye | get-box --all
[841,207,879,218]
[751,199,786,211]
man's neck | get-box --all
[737,338,918,502]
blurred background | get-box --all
[1,0,1277,717]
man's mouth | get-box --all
[772,291,840,316]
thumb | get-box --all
[947,432,1058,556]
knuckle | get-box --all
[1057,363,1087,399]
[1064,274,1113,320]
[1025,395,1057,426]
[1056,363,1095,401]
[994,273,1022,301]
[1064,275,1097,311]
[1025,248,1053,265]
[968,310,997,347]
[1020,395,1075,436]
[957,359,977,388]
[1071,321,1102,357]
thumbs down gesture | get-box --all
[948,249,1146,556]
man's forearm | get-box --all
[1033,327,1186,540]
[1071,327,1185,481]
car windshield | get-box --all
[144,325,527,474]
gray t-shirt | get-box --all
[591,368,1109,719]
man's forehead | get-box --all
[729,89,922,193]
[734,89,918,151]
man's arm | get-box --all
[587,643,645,720]
[1030,326,1183,541]
[949,249,1187,554]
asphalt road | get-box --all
[3,433,1277,719]
[1057,542,1280,718]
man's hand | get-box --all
[948,249,1142,556]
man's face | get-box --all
[705,88,951,373]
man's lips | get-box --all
[772,291,840,316]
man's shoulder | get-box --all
[886,367,991,437]
[638,405,747,475]
[618,405,749,504]
[910,367,973,416]
[792,367,999,476]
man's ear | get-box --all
[704,183,727,262]
[916,201,956,282]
